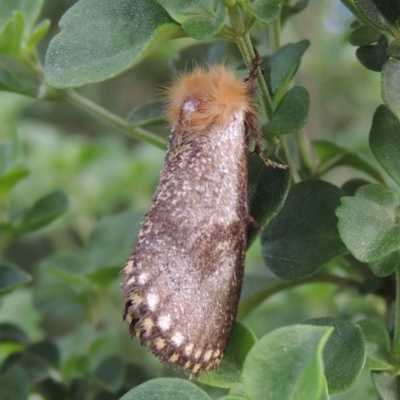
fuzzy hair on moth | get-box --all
[122,54,285,376]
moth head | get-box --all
[165,66,256,133]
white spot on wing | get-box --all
[138,273,149,284]
[185,343,194,356]
[172,332,184,346]
[158,314,171,331]
[146,293,159,311]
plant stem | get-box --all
[227,5,274,121]
[296,129,314,176]
[281,136,300,182]
[237,273,362,320]
[64,90,168,149]
[392,266,400,368]
[272,16,281,50]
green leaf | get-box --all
[341,178,370,196]
[26,18,50,49]
[372,372,400,400]
[354,0,400,31]
[197,322,257,388]
[119,378,212,400]
[304,317,366,393]
[356,35,389,72]
[350,24,380,46]
[169,41,228,72]
[264,86,310,137]
[29,340,60,368]
[239,0,282,24]
[0,0,44,33]
[44,0,183,88]
[177,0,214,16]
[0,262,31,295]
[127,98,166,127]
[19,189,69,233]
[336,186,400,262]
[181,2,227,40]
[370,251,400,277]
[0,11,25,57]
[0,165,29,196]
[0,136,21,176]
[218,396,247,400]
[370,106,400,187]
[3,351,51,384]
[313,139,385,184]
[92,356,126,393]
[382,59,400,122]
[357,319,392,371]
[242,325,333,400]
[387,38,400,59]
[0,63,37,96]
[247,155,291,247]
[39,298,87,337]
[88,210,142,268]
[356,184,399,218]
[0,323,30,345]
[0,366,29,400]
[281,0,309,25]
[261,180,347,280]
[270,40,310,103]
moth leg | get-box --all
[254,145,291,170]
[248,215,263,230]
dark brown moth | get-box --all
[122,55,282,376]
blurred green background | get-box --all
[0,0,384,398]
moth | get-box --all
[122,55,283,375]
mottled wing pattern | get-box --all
[122,111,248,375]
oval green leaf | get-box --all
[119,378,212,400]
[261,180,347,280]
[44,0,183,88]
[372,371,400,400]
[89,210,142,268]
[0,323,30,345]
[355,35,389,72]
[242,325,333,400]
[382,59,400,122]
[0,63,37,96]
[0,165,29,196]
[127,98,166,127]
[357,319,391,371]
[354,0,400,31]
[92,356,126,393]
[247,155,291,248]
[0,366,29,400]
[0,0,44,33]
[197,322,257,388]
[270,40,310,103]
[350,24,380,46]
[313,140,385,184]
[239,0,282,24]
[264,86,310,137]
[369,105,400,186]
[0,262,31,295]
[20,189,68,233]
[304,317,366,393]
[0,11,25,56]
[181,2,227,40]
[370,251,400,277]
[336,194,400,262]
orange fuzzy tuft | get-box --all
[165,66,255,133]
